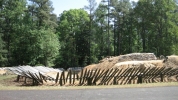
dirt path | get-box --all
[0,86,178,100]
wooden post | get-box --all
[59,78,63,86]
[16,75,20,82]
[137,74,143,84]
[59,72,63,86]
[79,69,84,85]
[113,77,117,85]
[160,73,164,82]
[87,77,92,85]
[73,72,75,84]
[55,72,59,84]
[69,70,72,84]
[62,71,65,84]
[24,77,27,84]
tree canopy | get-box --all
[1,0,178,68]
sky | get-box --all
[51,0,138,16]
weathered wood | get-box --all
[151,67,166,82]
[84,69,91,83]
[59,71,63,86]
[90,69,98,85]
[87,77,92,85]
[106,68,119,85]
[137,74,143,84]
[28,71,39,85]
[39,72,46,83]
[147,67,160,83]
[98,69,110,85]
[62,71,65,84]
[113,68,123,84]
[127,67,141,84]
[131,67,146,84]
[69,70,72,84]
[162,67,172,74]
[120,67,133,85]
[143,67,157,83]
[34,73,42,84]
[116,67,131,85]
[160,73,164,82]
[81,69,88,85]
[66,71,69,83]
[100,69,113,84]
[125,67,137,84]
[92,69,101,85]
[55,72,59,84]
[16,75,20,82]
[79,69,84,85]
[73,71,75,84]
[93,70,105,85]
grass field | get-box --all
[0,75,178,90]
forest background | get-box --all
[1,0,178,69]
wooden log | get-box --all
[150,67,164,82]
[143,67,156,83]
[137,74,143,84]
[124,67,137,84]
[81,69,88,85]
[162,67,172,74]
[65,71,69,83]
[92,69,101,85]
[130,67,146,84]
[73,71,75,85]
[127,67,141,84]
[62,71,65,84]
[59,72,63,86]
[28,71,39,85]
[120,68,133,85]
[98,69,110,85]
[100,68,114,85]
[90,69,98,84]
[55,72,59,84]
[144,67,157,83]
[150,67,166,82]
[84,69,91,83]
[69,70,72,84]
[116,67,131,85]
[93,70,105,85]
[39,72,46,83]
[147,67,160,83]
[106,68,119,85]
[79,69,84,85]
[16,75,20,82]
[113,68,123,84]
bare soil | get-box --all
[84,53,178,70]
[0,75,20,86]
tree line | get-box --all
[0,0,178,69]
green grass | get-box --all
[0,75,178,90]
[0,75,16,81]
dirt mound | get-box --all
[118,53,157,62]
[85,64,97,70]
[163,55,178,68]
[85,53,158,70]
[113,60,163,69]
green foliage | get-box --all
[11,28,59,66]
[0,34,7,67]
[134,0,178,56]
[56,9,90,68]
[28,0,58,29]
[0,0,178,69]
